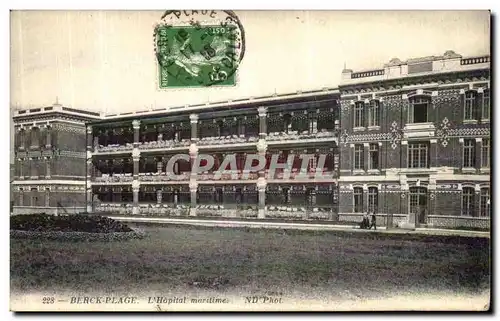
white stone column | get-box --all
[257,177,267,219]
[132,179,140,215]
[258,107,267,139]
[190,181,198,216]
[45,156,51,178]
[46,124,52,148]
[86,180,93,213]
[157,189,162,204]
[190,114,199,143]
[189,143,199,216]
[132,120,141,146]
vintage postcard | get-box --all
[9,10,491,312]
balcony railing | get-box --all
[266,169,337,180]
[266,129,336,142]
[94,174,134,182]
[95,143,134,153]
[351,69,385,79]
[138,172,190,181]
[461,56,490,65]
[197,170,259,181]
[197,135,258,146]
[138,139,191,150]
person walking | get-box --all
[369,212,377,230]
[360,212,369,229]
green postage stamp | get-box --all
[154,10,246,88]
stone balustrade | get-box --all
[461,56,490,65]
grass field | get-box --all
[10,225,490,301]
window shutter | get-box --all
[378,101,383,127]
[363,102,370,127]
[460,92,465,120]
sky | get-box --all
[10,10,490,114]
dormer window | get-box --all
[408,97,429,124]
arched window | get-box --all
[409,97,429,123]
[461,187,475,216]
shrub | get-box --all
[10,214,133,233]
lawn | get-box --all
[10,225,490,301]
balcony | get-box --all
[403,122,436,139]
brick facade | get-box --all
[11,104,100,214]
[338,51,491,229]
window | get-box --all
[368,143,379,170]
[368,100,380,127]
[463,139,476,168]
[353,187,363,213]
[354,102,364,128]
[368,187,378,213]
[461,187,475,216]
[354,144,364,170]
[408,142,429,168]
[481,139,490,168]
[464,91,476,120]
[408,97,429,123]
[482,90,490,120]
[479,188,490,217]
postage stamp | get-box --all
[154,10,245,88]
